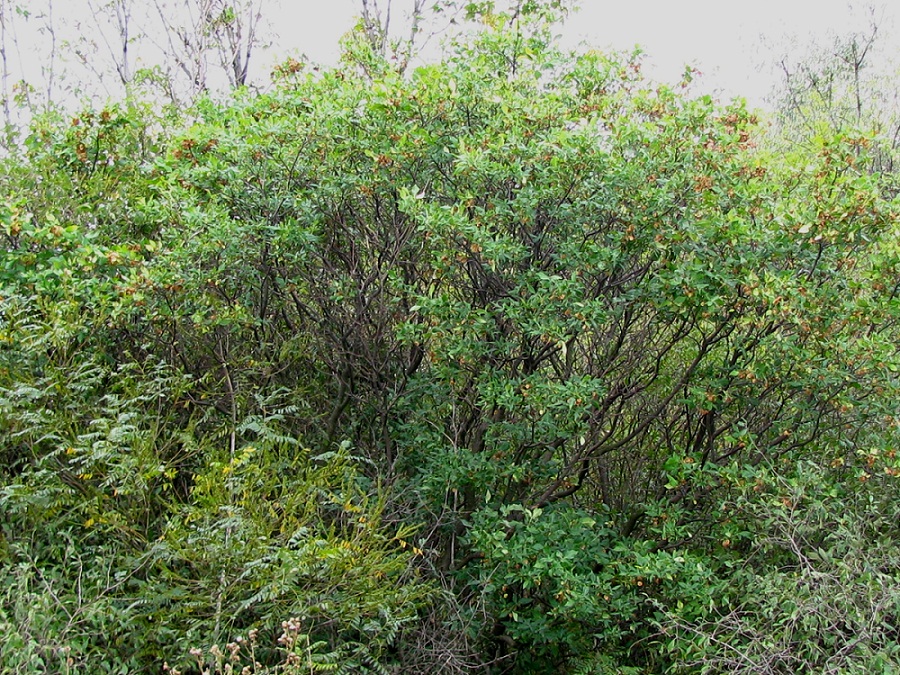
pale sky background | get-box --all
[4,0,899,116]
[260,0,899,108]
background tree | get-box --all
[767,3,900,178]
[0,0,13,134]
[80,0,136,91]
[147,0,269,103]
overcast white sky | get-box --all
[262,0,899,108]
[5,0,899,114]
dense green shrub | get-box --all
[2,6,900,672]
[660,461,900,673]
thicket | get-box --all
[2,6,900,674]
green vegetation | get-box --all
[2,3,900,673]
